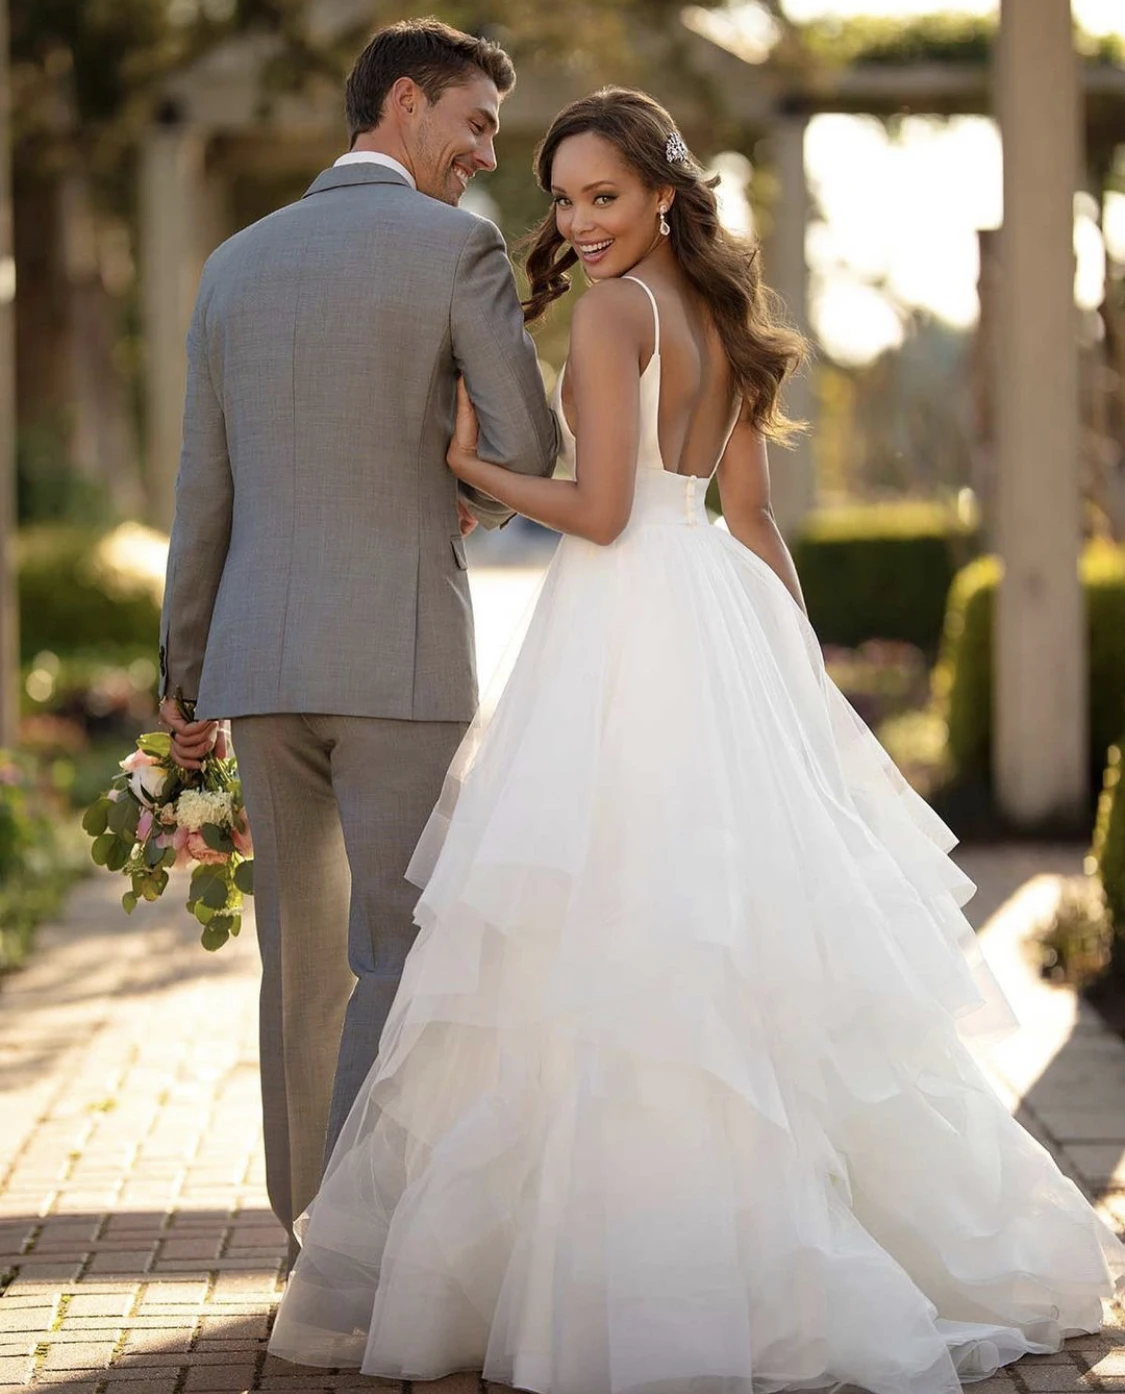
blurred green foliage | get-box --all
[1092,737,1125,937]
[793,501,979,653]
[796,12,1124,68]
[18,525,162,661]
[934,546,1125,795]
[0,753,84,973]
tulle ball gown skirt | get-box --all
[269,478,1125,1394]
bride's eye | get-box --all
[594,194,615,206]
[552,195,571,207]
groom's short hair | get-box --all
[346,19,516,140]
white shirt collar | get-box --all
[333,151,416,190]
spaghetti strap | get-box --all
[622,275,661,357]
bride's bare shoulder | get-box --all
[569,278,654,365]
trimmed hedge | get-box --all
[793,502,979,651]
[18,523,167,660]
[934,545,1125,785]
[1092,736,1125,937]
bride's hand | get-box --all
[447,377,480,479]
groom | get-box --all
[158,19,558,1258]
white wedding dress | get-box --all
[269,277,1125,1393]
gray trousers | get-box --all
[231,714,466,1246]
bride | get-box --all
[268,87,1125,1392]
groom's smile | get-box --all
[410,74,501,206]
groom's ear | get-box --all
[387,75,425,125]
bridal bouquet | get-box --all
[82,729,254,951]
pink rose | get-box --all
[186,830,226,866]
[137,809,154,841]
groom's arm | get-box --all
[450,217,559,529]
[159,282,233,705]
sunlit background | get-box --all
[4,0,1125,979]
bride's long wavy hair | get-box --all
[522,87,807,441]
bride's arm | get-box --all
[447,280,645,546]
[715,421,807,614]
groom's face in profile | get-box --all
[409,75,501,206]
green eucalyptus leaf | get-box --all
[137,732,173,759]
[144,838,165,868]
[201,823,235,854]
[201,876,230,910]
[200,920,231,952]
[193,902,215,924]
[107,797,135,836]
[91,834,114,867]
[104,841,129,873]
[82,800,111,836]
[233,860,254,895]
[122,892,138,914]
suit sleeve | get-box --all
[158,283,234,706]
[450,218,560,529]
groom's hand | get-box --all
[160,696,221,772]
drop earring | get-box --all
[658,206,670,236]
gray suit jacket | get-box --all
[159,162,558,723]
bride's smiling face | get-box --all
[550,131,671,280]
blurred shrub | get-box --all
[876,707,952,801]
[1034,874,1113,988]
[0,752,82,972]
[19,650,159,813]
[934,546,1125,789]
[18,522,167,660]
[822,639,930,729]
[1091,736,1125,939]
[793,501,979,651]
[16,420,114,527]
[1036,738,1125,1017]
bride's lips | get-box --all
[574,238,614,266]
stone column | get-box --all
[0,0,17,748]
[141,116,206,532]
[993,0,1087,826]
[764,110,815,538]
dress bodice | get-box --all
[551,275,738,531]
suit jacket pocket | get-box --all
[451,534,469,570]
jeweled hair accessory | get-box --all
[665,130,689,165]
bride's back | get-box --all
[560,272,738,481]
[640,275,737,479]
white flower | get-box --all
[174,789,234,832]
[119,751,173,806]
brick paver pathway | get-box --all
[1,827,1123,1392]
